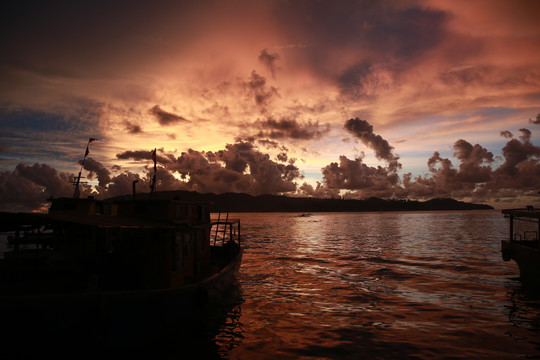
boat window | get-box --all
[183,233,192,257]
[513,217,539,241]
[171,232,183,272]
[197,206,203,221]
[176,204,188,218]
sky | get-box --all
[1,0,540,212]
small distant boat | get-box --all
[0,197,242,344]
[501,207,540,285]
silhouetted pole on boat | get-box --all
[150,148,157,199]
[73,138,97,198]
[133,180,139,200]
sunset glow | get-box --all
[1,0,540,211]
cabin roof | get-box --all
[502,208,540,219]
[0,211,176,231]
[46,213,177,229]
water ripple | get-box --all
[215,211,540,359]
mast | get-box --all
[150,148,157,199]
[73,138,97,198]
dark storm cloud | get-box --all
[344,118,401,171]
[337,62,373,97]
[258,49,280,77]
[257,139,281,149]
[500,130,513,139]
[164,142,300,195]
[82,157,111,189]
[117,150,151,161]
[297,181,340,199]
[106,172,146,198]
[14,163,74,197]
[0,163,75,212]
[149,105,189,126]
[125,121,142,134]
[244,71,279,112]
[276,152,288,162]
[519,128,532,142]
[321,155,399,198]
[402,141,494,199]
[254,116,330,140]
[116,149,174,164]
[271,0,447,94]
[319,119,404,198]
[440,66,540,100]
[530,113,540,124]
[452,139,494,183]
[495,129,540,180]
[399,134,540,201]
[115,142,301,196]
[307,122,540,203]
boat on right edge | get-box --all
[501,207,540,285]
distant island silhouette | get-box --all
[110,190,493,212]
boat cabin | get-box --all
[0,197,240,294]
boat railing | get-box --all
[211,212,241,247]
[513,231,538,242]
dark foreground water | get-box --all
[210,211,540,359]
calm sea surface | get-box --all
[209,211,540,359]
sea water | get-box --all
[210,211,540,359]
[1,210,539,357]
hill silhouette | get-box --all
[111,190,493,212]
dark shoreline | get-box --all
[111,190,494,213]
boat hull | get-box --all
[501,240,540,284]
[0,249,243,345]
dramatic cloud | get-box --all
[254,117,330,140]
[452,139,494,183]
[149,105,189,126]
[82,157,112,191]
[125,121,142,134]
[322,155,399,198]
[258,49,280,78]
[0,163,76,212]
[209,141,300,195]
[530,113,540,125]
[495,129,540,183]
[244,71,279,112]
[116,149,175,165]
[297,181,340,199]
[344,118,401,171]
[117,142,301,196]
[106,172,148,199]
[399,134,540,202]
